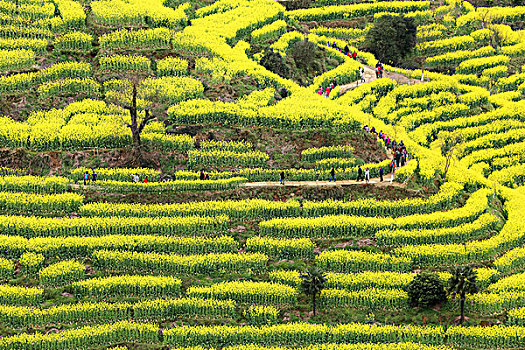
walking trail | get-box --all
[243,156,407,188]
[73,151,408,190]
[339,65,424,95]
[242,176,403,188]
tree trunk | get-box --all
[124,84,155,164]
[460,293,465,325]
[132,131,141,150]
[313,293,316,316]
[443,155,451,183]
[130,84,139,148]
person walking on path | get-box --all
[329,167,336,182]
[357,166,363,181]
[132,174,140,183]
[280,171,285,185]
[83,172,89,186]
[359,67,365,83]
[390,163,396,183]
[199,169,205,180]
[379,167,384,182]
[324,86,331,97]
[144,176,148,183]
[365,168,370,183]
[91,170,97,182]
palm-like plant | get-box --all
[300,267,327,316]
[447,265,478,324]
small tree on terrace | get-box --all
[300,267,326,316]
[447,265,478,325]
[437,131,464,183]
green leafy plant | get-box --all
[300,267,327,315]
[407,272,446,308]
[447,265,479,324]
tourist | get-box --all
[357,166,363,181]
[280,171,285,185]
[200,169,205,180]
[359,67,365,83]
[83,172,89,186]
[132,174,140,183]
[144,176,148,183]
[379,167,384,182]
[325,86,331,97]
[365,168,370,183]
[329,167,335,182]
[92,170,97,182]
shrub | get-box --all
[407,272,446,308]
[260,50,289,79]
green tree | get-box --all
[260,50,290,79]
[364,15,417,65]
[290,39,318,72]
[300,267,327,316]
[447,266,479,324]
[407,272,447,308]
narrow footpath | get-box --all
[339,65,424,94]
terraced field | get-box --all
[1,0,525,349]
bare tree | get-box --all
[121,83,155,150]
[104,72,164,161]
[438,131,464,183]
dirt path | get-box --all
[242,175,403,188]
[72,152,408,191]
[339,65,424,94]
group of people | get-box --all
[356,166,375,182]
[375,62,384,78]
[328,42,358,60]
[83,171,97,185]
[363,124,410,182]
[199,169,210,180]
[132,174,148,183]
[317,77,338,98]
